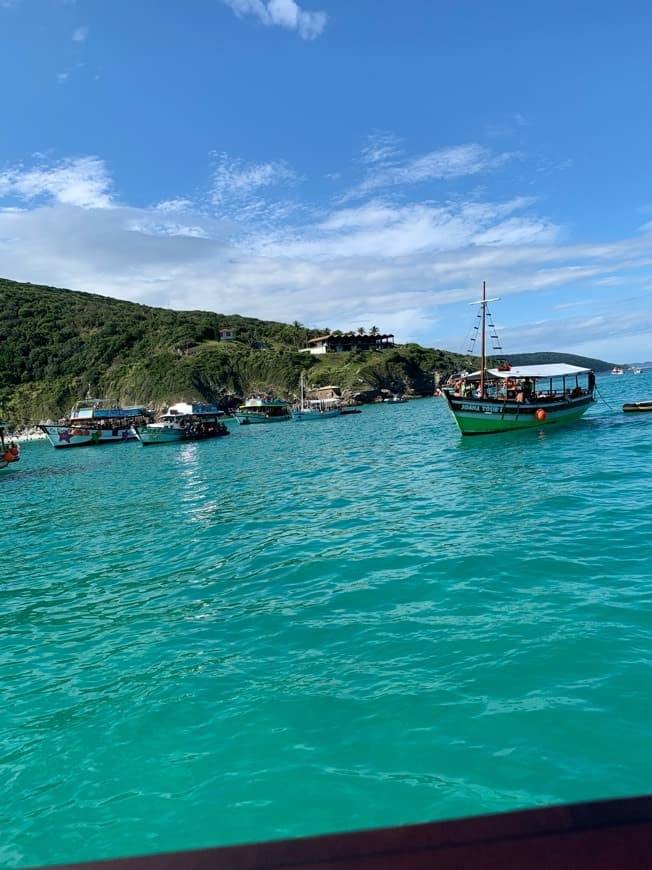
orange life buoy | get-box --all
[10,445,18,455]
[535,408,546,421]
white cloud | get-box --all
[155,198,196,213]
[252,197,557,260]
[56,61,86,84]
[211,153,298,203]
[207,153,302,231]
[0,156,113,208]
[222,0,327,39]
[361,131,403,166]
[125,219,211,240]
[485,113,531,139]
[2,150,652,358]
[348,141,516,201]
[72,25,88,42]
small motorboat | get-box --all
[622,400,652,413]
[0,423,20,472]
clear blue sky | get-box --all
[1,0,651,362]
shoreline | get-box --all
[9,427,48,442]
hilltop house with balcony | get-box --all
[302,332,395,355]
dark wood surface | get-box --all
[40,794,652,870]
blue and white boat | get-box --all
[292,399,341,421]
[292,372,341,421]
[133,402,228,445]
[39,398,153,448]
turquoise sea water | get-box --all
[4,373,652,868]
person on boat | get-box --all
[588,371,596,392]
[522,378,533,400]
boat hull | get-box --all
[443,392,594,435]
[0,454,20,472]
[39,424,135,448]
[291,408,341,421]
[133,424,229,444]
[234,412,291,424]
[133,425,185,444]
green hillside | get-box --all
[501,351,613,371]
[0,277,613,424]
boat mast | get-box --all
[480,281,486,398]
[467,281,499,397]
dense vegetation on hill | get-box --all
[0,277,613,424]
[504,351,612,371]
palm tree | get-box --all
[357,326,366,335]
[370,326,380,335]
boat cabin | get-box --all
[451,364,594,402]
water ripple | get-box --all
[3,381,652,866]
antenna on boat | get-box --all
[467,282,501,397]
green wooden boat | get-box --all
[442,282,596,436]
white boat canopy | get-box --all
[487,364,591,379]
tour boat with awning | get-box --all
[442,283,596,435]
[39,399,154,448]
[132,402,229,444]
[234,396,292,424]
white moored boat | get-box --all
[292,372,341,421]
[292,398,341,421]
[133,402,228,445]
[39,399,153,448]
[383,394,408,403]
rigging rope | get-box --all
[594,384,616,411]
